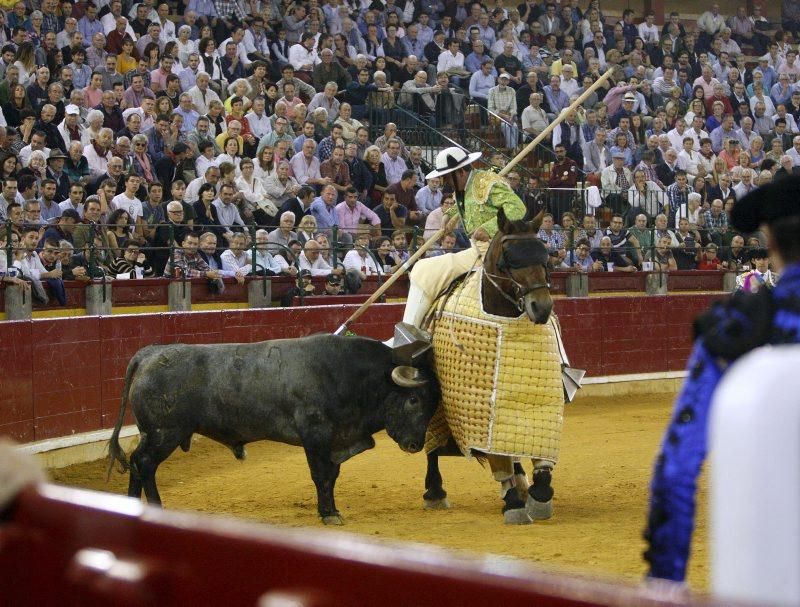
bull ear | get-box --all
[497,206,512,234]
[529,209,545,232]
[391,366,427,388]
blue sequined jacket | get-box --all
[645,262,800,581]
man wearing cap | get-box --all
[58,104,89,149]
[398,146,527,331]
[611,92,636,128]
[46,150,71,201]
[488,73,519,149]
[645,177,800,582]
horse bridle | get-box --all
[483,233,551,314]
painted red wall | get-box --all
[0,294,725,443]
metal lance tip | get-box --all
[391,322,432,366]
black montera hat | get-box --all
[731,176,800,233]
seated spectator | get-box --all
[298,238,343,279]
[646,235,678,271]
[295,215,318,247]
[212,183,246,242]
[219,232,252,283]
[267,211,297,254]
[570,238,603,272]
[423,195,454,239]
[108,241,154,278]
[16,226,64,304]
[390,230,410,263]
[335,186,380,236]
[697,242,724,270]
[381,137,407,186]
[163,230,223,290]
[0,230,28,290]
[363,144,388,207]
[428,232,458,258]
[251,229,286,276]
[592,236,637,272]
[674,218,701,270]
[386,169,423,225]
[343,229,380,293]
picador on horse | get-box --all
[389,146,584,524]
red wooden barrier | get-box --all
[0,483,731,607]
[0,294,726,443]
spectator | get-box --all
[267,210,297,254]
[381,137,406,186]
[646,235,678,271]
[162,230,221,283]
[343,228,380,292]
[592,236,637,272]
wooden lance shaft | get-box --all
[333,67,615,335]
[333,226,445,336]
[498,67,615,178]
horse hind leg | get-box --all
[526,460,555,520]
[423,449,451,509]
[513,460,530,502]
[487,454,532,525]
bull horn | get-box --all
[391,366,427,388]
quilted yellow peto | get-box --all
[425,270,564,462]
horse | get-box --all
[422,207,563,524]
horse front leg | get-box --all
[423,449,451,509]
[487,454,532,525]
[526,459,555,520]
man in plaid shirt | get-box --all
[488,73,518,149]
[162,231,222,281]
[703,199,729,246]
[665,170,693,225]
[213,0,246,33]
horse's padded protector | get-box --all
[425,269,564,462]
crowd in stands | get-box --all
[0,0,790,303]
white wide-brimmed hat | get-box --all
[425,146,483,180]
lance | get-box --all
[333,68,616,336]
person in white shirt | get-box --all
[638,12,660,46]
[251,229,285,275]
[288,33,318,73]
[83,127,114,177]
[245,96,272,140]
[676,136,706,179]
[343,230,380,293]
[17,225,61,288]
[559,64,580,98]
[195,140,218,176]
[187,72,222,116]
[666,117,689,153]
[235,157,271,223]
[437,38,466,82]
[298,238,343,278]
[220,232,253,278]
[111,174,144,239]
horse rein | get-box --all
[483,233,551,314]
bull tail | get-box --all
[106,353,142,481]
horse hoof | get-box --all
[322,514,345,525]
[503,508,533,525]
[424,498,451,510]
[526,496,553,520]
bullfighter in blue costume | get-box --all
[644,176,800,581]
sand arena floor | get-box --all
[51,392,709,591]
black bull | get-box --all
[107,335,440,525]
